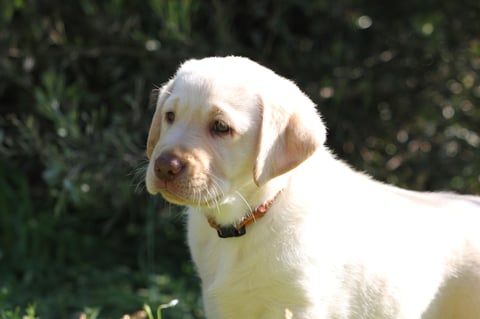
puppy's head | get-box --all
[145,56,326,207]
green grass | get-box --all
[0,301,181,319]
[143,299,179,319]
[0,302,184,319]
[0,305,38,319]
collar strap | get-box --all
[207,190,282,238]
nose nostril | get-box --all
[154,154,185,181]
[168,158,183,175]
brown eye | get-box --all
[165,111,175,123]
[212,120,231,135]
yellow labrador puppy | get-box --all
[145,56,480,319]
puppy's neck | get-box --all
[200,175,288,228]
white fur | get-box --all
[145,56,480,319]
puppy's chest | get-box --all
[188,219,309,317]
[192,230,298,288]
[201,242,308,318]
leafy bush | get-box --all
[1,0,479,318]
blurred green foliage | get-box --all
[1,0,479,318]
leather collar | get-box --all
[207,190,282,238]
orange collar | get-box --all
[207,190,283,238]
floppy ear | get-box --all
[253,88,326,186]
[146,80,174,159]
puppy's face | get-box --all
[145,57,325,207]
[145,67,261,206]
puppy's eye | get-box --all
[165,111,175,124]
[211,120,231,135]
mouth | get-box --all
[146,167,225,207]
[157,186,224,208]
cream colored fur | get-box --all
[145,56,480,319]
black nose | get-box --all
[154,153,185,182]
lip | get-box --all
[147,172,222,207]
[158,187,223,208]
[145,173,168,194]
[158,189,190,206]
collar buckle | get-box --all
[216,225,246,238]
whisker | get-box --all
[211,183,224,203]
[202,186,210,206]
[189,181,202,207]
[129,159,149,194]
[195,188,201,207]
[211,186,222,216]
[235,190,253,215]
[207,175,225,216]
[206,187,217,209]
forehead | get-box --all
[165,68,260,121]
